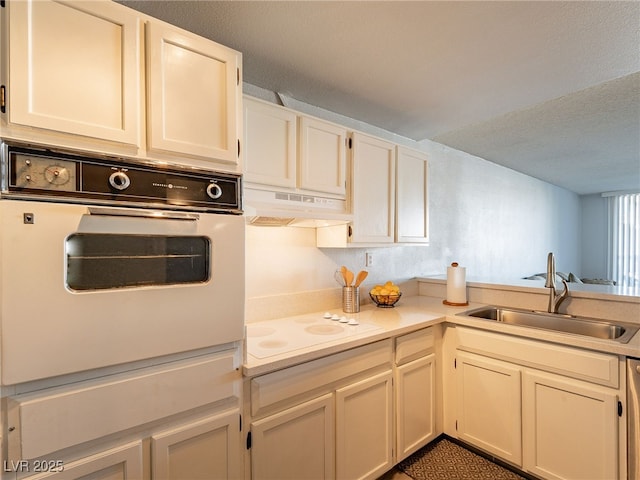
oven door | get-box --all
[0,200,245,385]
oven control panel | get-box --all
[1,144,242,214]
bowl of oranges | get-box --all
[369,281,402,307]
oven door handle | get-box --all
[88,207,199,221]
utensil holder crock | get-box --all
[342,286,360,313]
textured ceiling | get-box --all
[119,0,640,195]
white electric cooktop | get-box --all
[246,312,382,359]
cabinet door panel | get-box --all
[396,354,436,461]
[336,371,393,480]
[298,117,347,196]
[251,394,334,480]
[456,351,522,466]
[243,98,297,188]
[152,410,241,480]
[26,441,143,480]
[522,371,618,480]
[147,22,240,164]
[351,133,395,243]
[8,0,139,144]
[396,147,428,243]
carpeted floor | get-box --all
[397,437,528,480]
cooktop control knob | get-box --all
[109,171,131,191]
[206,182,223,199]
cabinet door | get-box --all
[152,409,242,480]
[396,147,429,243]
[146,22,240,164]
[251,394,334,480]
[336,370,393,480]
[26,441,143,480]
[243,97,297,189]
[456,351,522,466]
[351,133,396,244]
[298,116,347,197]
[396,354,436,461]
[522,370,619,480]
[7,0,140,145]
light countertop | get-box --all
[243,296,640,377]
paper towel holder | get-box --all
[443,262,469,306]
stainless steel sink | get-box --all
[458,306,639,344]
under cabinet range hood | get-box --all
[244,186,352,227]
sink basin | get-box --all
[458,307,639,344]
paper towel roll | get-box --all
[445,262,467,305]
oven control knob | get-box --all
[109,171,131,191]
[206,182,223,199]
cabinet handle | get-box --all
[238,139,241,158]
[0,85,5,113]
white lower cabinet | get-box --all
[247,328,440,480]
[251,394,335,480]
[395,354,437,461]
[4,351,242,480]
[20,410,242,480]
[522,370,618,480]
[450,327,624,480]
[394,327,438,462]
[335,371,394,480]
[247,340,395,480]
[152,409,242,480]
[455,351,522,466]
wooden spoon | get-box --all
[340,266,349,285]
[344,269,354,287]
[354,270,368,287]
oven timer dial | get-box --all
[44,165,71,186]
[109,171,131,191]
[206,182,223,199]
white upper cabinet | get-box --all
[243,97,297,189]
[6,0,140,145]
[316,137,429,247]
[350,132,396,244]
[146,22,241,165]
[298,115,347,196]
[243,96,347,197]
[3,0,241,171]
[396,146,429,243]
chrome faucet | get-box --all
[545,252,569,313]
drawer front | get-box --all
[395,327,434,365]
[455,327,619,388]
[251,340,393,417]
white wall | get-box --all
[243,84,582,301]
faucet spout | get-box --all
[545,252,569,313]
[545,252,555,289]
